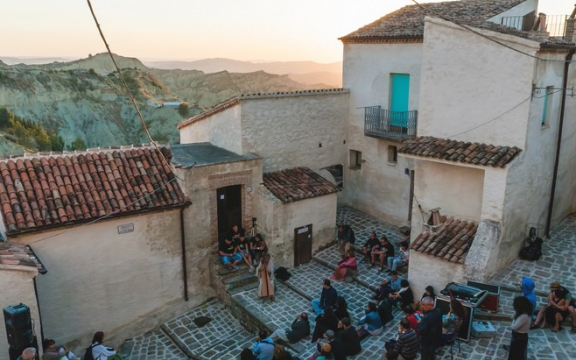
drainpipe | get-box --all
[33,278,45,346]
[545,48,575,237]
[180,203,191,301]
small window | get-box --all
[542,85,554,127]
[388,146,398,164]
[350,150,362,169]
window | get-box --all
[542,85,554,127]
[388,145,398,164]
[350,150,362,169]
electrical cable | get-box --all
[410,0,574,64]
[85,0,178,178]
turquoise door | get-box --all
[390,74,410,127]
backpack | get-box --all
[83,344,95,360]
[275,267,292,281]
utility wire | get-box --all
[410,0,573,64]
[86,0,176,177]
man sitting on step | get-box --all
[270,312,310,343]
[219,238,242,271]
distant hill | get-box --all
[0,53,331,156]
[0,56,77,65]
[145,58,342,87]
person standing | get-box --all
[336,225,355,257]
[256,254,275,302]
[507,296,533,360]
[417,297,442,360]
[312,279,338,315]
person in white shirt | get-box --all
[91,331,121,360]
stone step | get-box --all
[223,271,259,290]
[227,281,259,295]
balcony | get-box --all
[364,106,417,141]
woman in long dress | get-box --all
[256,253,275,301]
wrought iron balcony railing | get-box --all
[364,106,417,141]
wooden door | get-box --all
[217,185,242,242]
[294,224,312,266]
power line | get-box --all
[410,0,573,64]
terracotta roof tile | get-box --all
[0,146,186,235]
[0,243,44,271]
[410,217,478,263]
[263,167,339,204]
[399,136,521,167]
[340,0,527,43]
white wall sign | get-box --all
[118,223,135,234]
[297,227,309,234]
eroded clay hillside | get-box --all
[0,54,323,156]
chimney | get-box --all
[530,13,550,41]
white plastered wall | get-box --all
[342,42,423,225]
[0,268,41,360]
[408,252,465,300]
[10,210,198,349]
[240,93,348,172]
[256,188,337,268]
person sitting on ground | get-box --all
[389,279,414,309]
[371,236,395,271]
[236,234,254,271]
[312,330,334,357]
[337,225,355,257]
[520,277,537,311]
[18,348,36,360]
[403,305,423,335]
[533,282,576,332]
[421,286,436,302]
[357,302,384,338]
[91,331,121,360]
[519,226,543,261]
[240,348,257,360]
[336,317,361,357]
[312,279,338,315]
[253,330,275,360]
[315,343,334,360]
[42,339,77,360]
[272,344,292,360]
[331,249,357,282]
[257,254,275,302]
[385,318,420,360]
[250,233,268,266]
[334,296,350,321]
[544,288,570,332]
[376,271,402,301]
[387,241,410,271]
[361,231,379,263]
[312,306,339,343]
[378,297,394,327]
[271,312,310,343]
[441,299,466,343]
[219,238,242,271]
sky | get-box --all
[0,0,573,63]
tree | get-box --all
[0,107,14,129]
[178,103,189,117]
[50,134,65,151]
[68,137,87,151]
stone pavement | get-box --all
[491,216,576,295]
[120,207,576,360]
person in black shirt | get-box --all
[230,224,245,242]
[249,233,268,266]
[417,296,442,360]
[235,234,254,271]
[371,236,395,271]
[219,238,242,270]
[361,231,379,263]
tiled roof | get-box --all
[0,146,186,235]
[410,217,478,263]
[263,167,339,203]
[340,0,526,43]
[0,243,44,272]
[398,136,521,167]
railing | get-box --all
[500,14,570,39]
[364,106,417,141]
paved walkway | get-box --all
[120,207,576,360]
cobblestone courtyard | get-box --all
[119,207,576,360]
